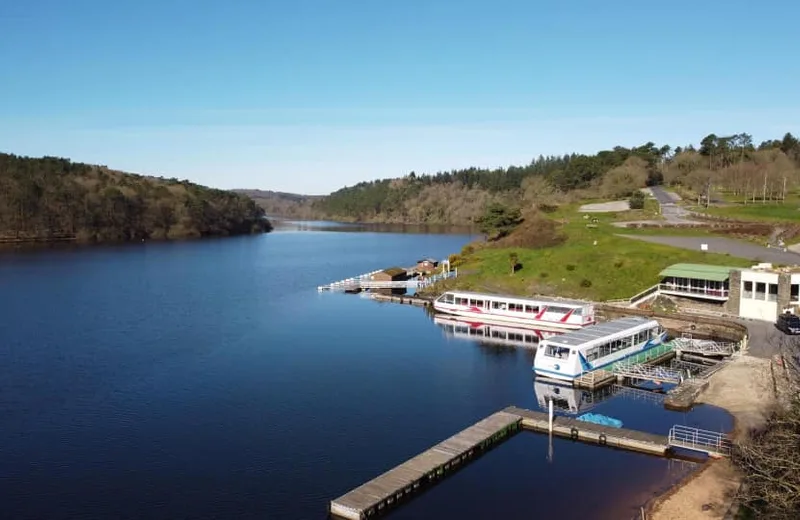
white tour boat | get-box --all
[533,316,667,382]
[433,315,562,349]
[432,290,594,330]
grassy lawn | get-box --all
[432,206,752,301]
[700,203,800,223]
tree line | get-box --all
[0,153,271,243]
[264,132,799,224]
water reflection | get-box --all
[272,219,476,235]
[432,314,563,349]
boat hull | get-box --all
[432,303,589,330]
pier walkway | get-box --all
[329,411,520,520]
[504,406,670,456]
[329,404,708,519]
[317,269,457,292]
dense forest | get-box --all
[251,132,800,225]
[0,153,271,243]
[232,189,319,219]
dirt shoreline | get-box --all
[646,356,776,520]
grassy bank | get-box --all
[699,203,800,223]
[426,205,751,301]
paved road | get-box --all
[739,319,789,359]
[649,186,699,224]
[619,234,800,265]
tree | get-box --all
[629,191,645,209]
[508,252,519,275]
[600,157,649,198]
[732,335,800,519]
[474,203,522,240]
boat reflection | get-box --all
[433,314,563,349]
[533,379,618,415]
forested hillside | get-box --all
[232,189,318,219]
[304,132,800,224]
[0,153,271,243]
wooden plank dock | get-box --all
[329,411,521,520]
[504,406,670,456]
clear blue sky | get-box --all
[2,0,799,194]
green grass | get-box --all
[434,207,752,301]
[700,202,800,223]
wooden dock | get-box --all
[505,406,670,456]
[329,411,521,520]
[370,293,432,307]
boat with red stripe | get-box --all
[432,290,594,330]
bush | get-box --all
[580,278,593,288]
[566,264,576,271]
[629,191,646,210]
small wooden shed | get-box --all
[416,258,439,273]
[371,267,408,282]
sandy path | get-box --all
[649,356,775,520]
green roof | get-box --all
[659,263,738,282]
[382,267,407,277]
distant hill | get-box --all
[301,132,800,225]
[0,152,271,244]
[232,189,320,219]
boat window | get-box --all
[441,293,454,304]
[585,347,599,361]
[525,305,538,313]
[508,303,524,312]
[572,308,582,316]
[455,297,467,305]
[469,299,485,308]
[492,301,508,310]
[508,333,523,341]
[544,345,571,358]
[524,335,536,343]
[491,330,506,339]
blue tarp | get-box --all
[576,413,623,428]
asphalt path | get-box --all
[619,234,800,265]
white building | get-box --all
[655,262,800,323]
[733,264,800,321]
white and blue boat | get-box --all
[533,316,668,382]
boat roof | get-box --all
[544,316,657,348]
[443,290,590,307]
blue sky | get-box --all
[2,0,799,194]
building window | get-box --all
[768,284,778,302]
[792,284,800,303]
[755,282,766,300]
[743,281,753,299]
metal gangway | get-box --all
[612,361,687,384]
[668,424,732,457]
[317,269,457,292]
[672,336,737,357]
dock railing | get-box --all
[668,424,732,457]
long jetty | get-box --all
[329,407,683,519]
[329,411,521,520]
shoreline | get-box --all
[645,355,776,519]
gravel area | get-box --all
[579,200,630,212]
[650,356,776,520]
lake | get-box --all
[0,225,731,519]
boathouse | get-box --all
[416,258,440,273]
[370,267,408,282]
[658,263,737,301]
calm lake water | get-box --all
[0,225,731,519]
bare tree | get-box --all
[731,334,800,519]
